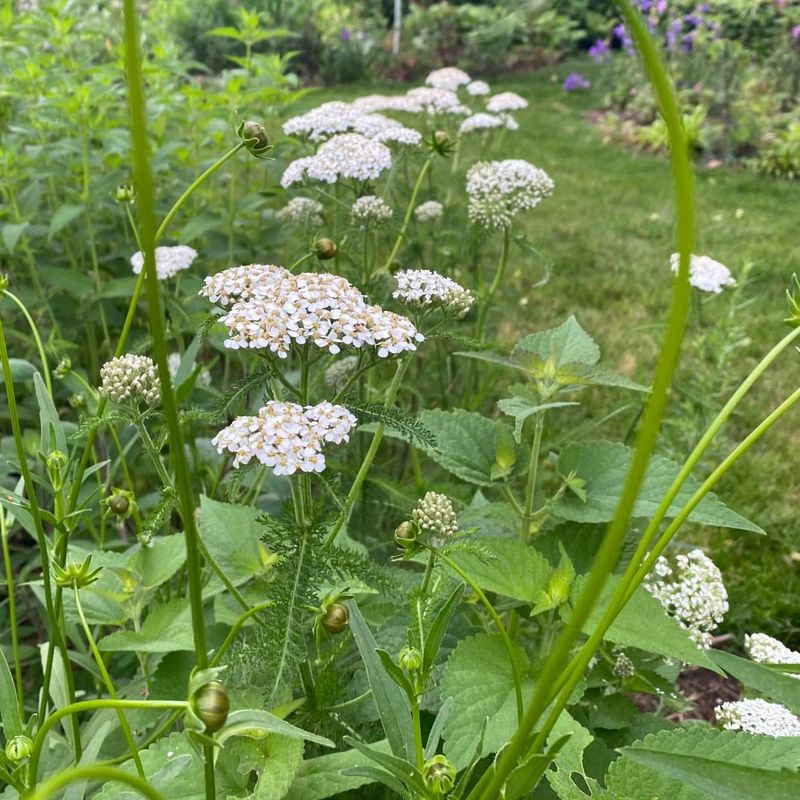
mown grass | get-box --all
[298,59,800,642]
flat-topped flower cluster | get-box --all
[213,400,357,475]
[201,264,423,358]
[131,245,197,281]
[393,269,474,318]
[715,698,800,737]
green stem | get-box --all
[468,3,695,796]
[519,413,545,543]
[210,601,272,668]
[0,508,23,717]
[28,698,187,786]
[380,155,434,274]
[28,765,167,800]
[1,289,52,396]
[429,544,523,724]
[0,319,81,755]
[122,4,214,798]
[411,693,425,770]
[73,587,145,778]
[324,357,411,546]
[474,226,510,343]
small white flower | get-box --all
[458,112,505,136]
[393,269,473,318]
[425,67,471,92]
[130,245,197,281]
[486,91,528,113]
[669,253,736,294]
[282,101,359,142]
[351,195,393,227]
[277,197,324,227]
[100,354,160,406]
[466,80,490,96]
[351,94,423,114]
[414,200,444,223]
[213,400,357,475]
[745,633,800,679]
[645,549,728,648]
[413,491,458,546]
[406,87,470,116]
[466,159,554,229]
[715,698,800,737]
[351,114,422,147]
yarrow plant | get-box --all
[414,200,444,222]
[393,268,474,318]
[99,353,161,406]
[715,699,800,737]
[669,252,737,294]
[130,244,197,280]
[277,197,325,227]
[351,195,393,227]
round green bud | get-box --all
[424,754,456,795]
[316,238,338,261]
[434,131,450,146]
[399,645,423,672]
[192,680,230,733]
[394,520,417,546]
[5,735,33,763]
[115,184,135,204]
[321,602,350,635]
[241,120,269,149]
[108,494,130,516]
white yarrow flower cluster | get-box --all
[715,699,800,737]
[745,633,800,678]
[414,200,444,222]
[393,269,474,318]
[425,67,471,91]
[645,549,729,648]
[201,264,423,358]
[458,112,505,135]
[466,159,554,229]
[281,133,392,188]
[277,197,324,227]
[213,400,357,475]
[351,195,393,227]
[130,245,197,281]
[351,114,422,146]
[100,354,160,406]
[413,491,458,546]
[352,94,423,114]
[670,253,737,294]
[282,101,359,141]
[466,80,490,96]
[486,92,528,113]
[406,87,470,116]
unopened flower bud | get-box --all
[115,184,135,204]
[424,754,456,795]
[316,238,338,261]
[5,735,33,763]
[238,120,271,157]
[54,357,71,378]
[434,131,450,146]
[321,602,350,635]
[399,645,422,672]
[394,520,417,550]
[192,681,230,733]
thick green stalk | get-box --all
[519,413,545,544]
[73,587,145,778]
[0,319,81,754]
[468,2,695,796]
[29,765,167,800]
[0,509,23,716]
[121,4,214,798]
[1,289,52,396]
[380,154,434,274]
[474,225,511,343]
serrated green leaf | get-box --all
[441,634,533,768]
[418,409,519,486]
[708,650,800,715]
[609,727,800,800]
[498,394,579,443]
[579,576,719,672]
[252,735,303,800]
[554,441,762,533]
[284,741,392,800]
[512,315,600,367]
[48,203,85,239]
[448,538,551,605]
[99,598,194,653]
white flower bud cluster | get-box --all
[213,400,357,475]
[405,87,470,116]
[393,269,474,318]
[351,114,422,147]
[458,112,505,135]
[351,195,393,227]
[466,80,491,96]
[745,633,800,679]
[324,354,359,393]
[425,67,471,91]
[669,253,736,294]
[486,92,528,113]
[466,159,554,229]
[100,354,160,406]
[201,264,423,358]
[281,133,392,188]
[130,245,197,281]
[715,698,800,737]
[412,492,458,546]
[613,652,635,678]
[277,197,324,227]
[645,549,729,648]
[414,201,444,223]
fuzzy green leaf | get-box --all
[607,727,800,800]
[498,394,579,443]
[512,315,600,367]
[441,634,533,768]
[34,371,66,456]
[99,598,195,653]
[554,441,762,533]
[252,736,304,800]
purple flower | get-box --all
[656,0,668,13]
[588,38,611,63]
[563,72,591,92]
[639,0,652,11]
[340,28,350,41]
[613,23,627,40]
[683,33,694,51]
[792,24,800,38]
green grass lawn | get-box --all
[291,62,800,642]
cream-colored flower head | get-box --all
[100,354,160,406]
[130,245,197,280]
